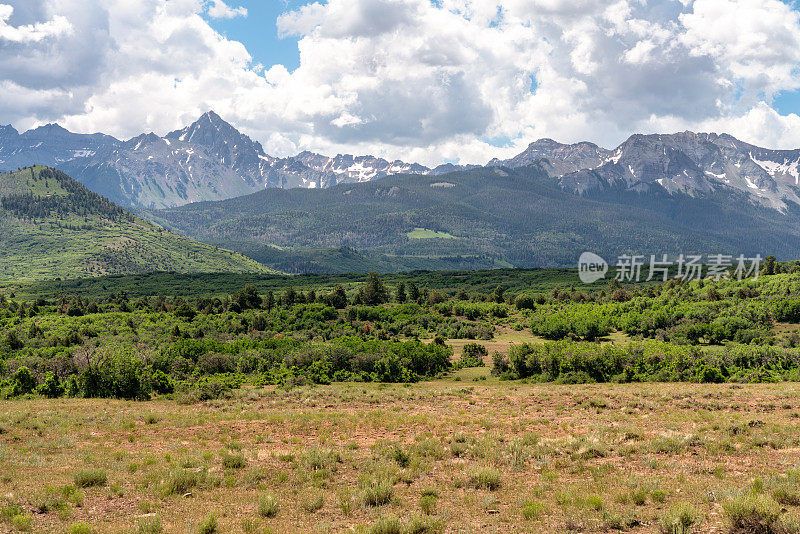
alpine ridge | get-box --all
[2,111,800,212]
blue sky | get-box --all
[775,90,800,115]
[203,0,308,71]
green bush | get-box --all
[454,343,487,369]
[12,366,36,396]
[300,492,324,513]
[137,515,163,534]
[73,469,107,488]
[469,467,501,490]
[67,523,92,534]
[521,499,546,520]
[258,493,279,518]
[161,469,203,496]
[723,493,784,533]
[220,451,246,469]
[659,502,699,534]
[360,475,394,507]
[37,372,63,398]
[11,513,32,531]
[197,512,217,534]
[369,515,402,534]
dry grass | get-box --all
[2,381,800,532]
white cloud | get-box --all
[0,3,72,43]
[3,0,800,166]
[206,0,247,19]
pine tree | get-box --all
[395,281,407,303]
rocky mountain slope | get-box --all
[494,132,800,211]
[0,112,443,208]
[2,112,800,212]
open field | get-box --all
[3,381,800,533]
[406,229,458,240]
[440,326,634,358]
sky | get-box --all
[3,0,800,166]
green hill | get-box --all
[0,166,274,281]
[145,164,800,273]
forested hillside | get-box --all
[146,164,800,272]
[0,166,273,281]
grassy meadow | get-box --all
[3,380,800,533]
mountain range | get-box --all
[3,111,800,214]
[488,134,800,211]
[0,112,459,208]
[144,163,800,273]
[2,111,800,213]
[3,111,800,273]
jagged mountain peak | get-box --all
[29,123,70,134]
[545,130,800,209]
[166,110,250,146]
[124,132,165,149]
[0,125,18,138]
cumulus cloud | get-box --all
[3,0,800,165]
[206,0,247,19]
[0,3,72,42]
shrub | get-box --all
[659,502,699,534]
[220,451,246,469]
[12,366,36,396]
[369,515,402,534]
[37,372,63,398]
[360,475,394,506]
[147,370,173,395]
[455,343,487,369]
[4,331,23,350]
[773,484,800,506]
[161,469,202,496]
[304,448,341,472]
[67,523,92,534]
[631,487,648,506]
[521,499,546,520]
[404,514,444,534]
[420,493,437,515]
[389,447,410,468]
[11,513,32,531]
[137,515,163,534]
[300,492,324,513]
[258,494,279,518]
[198,512,217,534]
[515,294,536,310]
[723,494,784,533]
[469,467,501,490]
[73,469,107,488]
[586,495,603,511]
[651,489,667,503]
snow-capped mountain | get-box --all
[290,151,430,188]
[0,112,440,208]
[534,132,800,211]
[3,111,800,211]
[0,123,117,170]
[489,138,612,176]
